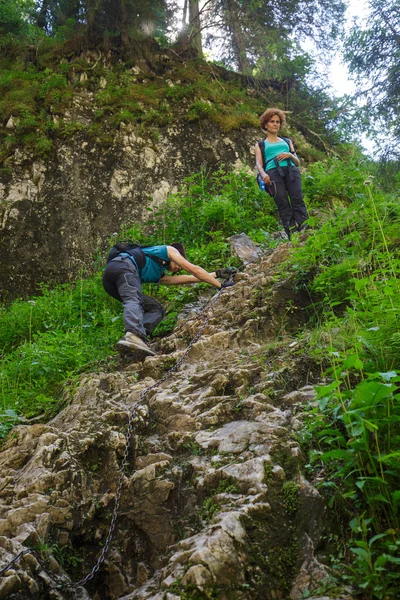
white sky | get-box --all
[328,0,368,96]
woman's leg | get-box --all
[285,168,309,229]
[142,295,165,336]
[103,259,147,339]
[268,168,297,237]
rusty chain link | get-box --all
[0,285,228,590]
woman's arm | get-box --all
[255,143,271,184]
[160,273,214,285]
[276,141,300,167]
[164,247,222,288]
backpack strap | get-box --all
[258,140,266,170]
[258,138,294,168]
[282,137,294,153]
[146,254,169,267]
[106,243,170,269]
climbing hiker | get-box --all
[255,107,309,240]
[102,241,237,356]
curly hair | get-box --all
[260,107,287,131]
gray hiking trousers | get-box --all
[102,256,165,340]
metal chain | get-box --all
[0,548,69,588]
[0,549,34,577]
[0,286,226,588]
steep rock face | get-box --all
[0,243,350,599]
[0,115,256,302]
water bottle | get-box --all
[257,174,265,191]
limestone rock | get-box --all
[5,116,16,129]
[0,240,339,599]
[0,122,259,302]
[228,232,262,265]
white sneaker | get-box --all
[117,332,156,356]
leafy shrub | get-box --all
[302,157,367,206]
[187,100,215,121]
[301,365,400,599]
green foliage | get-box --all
[0,409,19,440]
[201,496,221,522]
[0,67,74,161]
[0,276,122,418]
[35,539,83,572]
[288,163,400,370]
[301,367,400,598]
[286,159,400,596]
[344,0,400,147]
[215,479,241,494]
[204,0,346,77]
[139,167,278,254]
[302,156,367,206]
[0,0,35,45]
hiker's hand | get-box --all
[263,174,271,185]
[220,280,236,289]
[276,152,292,161]
[216,267,238,279]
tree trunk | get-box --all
[86,0,98,43]
[36,0,50,30]
[188,0,203,56]
[225,0,250,72]
[177,0,189,46]
[119,0,130,50]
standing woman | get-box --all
[255,107,308,239]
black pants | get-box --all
[267,165,308,236]
[102,257,164,340]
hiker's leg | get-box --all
[269,168,295,236]
[102,260,122,302]
[142,295,165,336]
[111,263,148,340]
[285,168,308,228]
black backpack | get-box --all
[106,241,169,270]
[256,137,293,194]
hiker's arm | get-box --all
[276,141,300,166]
[166,247,222,288]
[160,274,212,285]
[255,143,271,184]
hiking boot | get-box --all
[297,222,309,232]
[117,332,156,356]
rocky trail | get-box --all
[0,242,351,600]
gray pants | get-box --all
[102,257,165,340]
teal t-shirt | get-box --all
[141,245,169,283]
[263,139,291,171]
[121,245,170,283]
